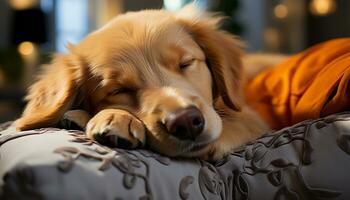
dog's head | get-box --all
[16,5,243,157]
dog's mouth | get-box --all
[175,139,212,157]
[190,142,208,152]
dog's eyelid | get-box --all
[108,87,135,96]
[179,58,195,70]
[181,57,195,63]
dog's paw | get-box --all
[86,109,146,149]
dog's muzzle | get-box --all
[164,106,205,141]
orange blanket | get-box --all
[245,38,350,130]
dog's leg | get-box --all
[59,110,91,131]
[86,109,146,149]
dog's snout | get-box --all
[165,106,205,140]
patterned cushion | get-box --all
[1,113,350,200]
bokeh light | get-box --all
[310,0,337,16]
[274,4,289,19]
[18,41,34,56]
[9,0,39,10]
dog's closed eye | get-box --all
[179,58,195,71]
[105,87,137,107]
[108,88,135,96]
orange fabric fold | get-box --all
[245,38,350,130]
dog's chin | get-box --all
[174,130,220,157]
[179,142,212,157]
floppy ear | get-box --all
[15,54,85,131]
[177,5,243,111]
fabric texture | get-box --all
[1,113,350,199]
[245,38,350,130]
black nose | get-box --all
[165,106,205,140]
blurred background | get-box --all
[0,0,349,122]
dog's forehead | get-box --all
[80,10,201,61]
[78,11,204,87]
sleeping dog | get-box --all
[15,5,273,160]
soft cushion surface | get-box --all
[245,38,350,129]
[1,113,350,199]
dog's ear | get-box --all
[177,5,243,111]
[15,54,85,131]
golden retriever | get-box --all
[15,5,271,160]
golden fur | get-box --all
[16,6,270,160]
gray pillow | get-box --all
[1,113,350,200]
